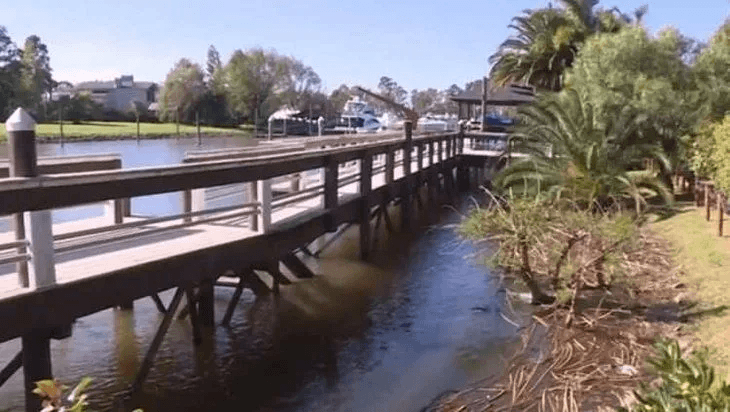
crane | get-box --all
[354,86,420,130]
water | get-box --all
[0,138,521,411]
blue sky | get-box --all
[4,0,729,93]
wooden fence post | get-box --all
[706,183,712,221]
[719,191,725,237]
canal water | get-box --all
[0,137,522,411]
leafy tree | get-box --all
[411,88,438,113]
[0,26,20,119]
[19,35,53,113]
[489,0,644,91]
[158,58,206,122]
[205,45,222,81]
[280,57,322,111]
[377,76,407,105]
[328,84,352,113]
[692,19,730,123]
[565,26,698,180]
[496,90,672,213]
[224,47,288,126]
[709,116,730,193]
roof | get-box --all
[75,80,158,91]
[268,107,303,121]
[450,82,535,106]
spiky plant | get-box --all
[495,90,673,213]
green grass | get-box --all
[652,204,730,380]
[0,121,254,140]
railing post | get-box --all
[402,122,413,231]
[360,151,373,260]
[324,156,339,231]
[256,179,272,233]
[6,108,56,412]
[385,147,395,186]
[182,188,205,223]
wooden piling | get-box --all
[22,332,51,412]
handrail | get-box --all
[0,131,460,216]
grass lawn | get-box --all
[652,203,730,379]
[0,121,253,140]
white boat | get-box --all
[331,97,382,134]
[418,113,458,132]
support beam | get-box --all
[150,294,166,314]
[242,268,269,296]
[132,287,184,393]
[0,350,22,388]
[221,278,245,326]
[281,253,316,278]
[185,287,203,345]
[197,279,215,327]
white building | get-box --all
[74,75,159,112]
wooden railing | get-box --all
[696,180,727,236]
[0,130,464,291]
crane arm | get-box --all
[355,86,419,129]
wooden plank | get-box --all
[0,350,22,387]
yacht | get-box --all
[330,97,382,133]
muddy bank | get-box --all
[425,227,696,411]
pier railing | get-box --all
[0,128,464,292]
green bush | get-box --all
[621,340,730,411]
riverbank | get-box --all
[0,121,253,143]
[428,200,721,411]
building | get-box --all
[450,81,535,120]
[74,75,159,113]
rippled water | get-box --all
[0,138,521,411]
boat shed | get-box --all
[450,81,535,120]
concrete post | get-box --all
[318,116,324,137]
[268,118,272,140]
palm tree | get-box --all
[489,0,646,91]
[495,90,672,213]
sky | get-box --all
[3,0,729,93]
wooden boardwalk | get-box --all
[0,127,510,411]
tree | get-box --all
[489,0,644,91]
[496,90,672,213]
[328,84,351,114]
[377,76,407,105]
[692,19,730,123]
[158,58,206,123]
[710,116,730,193]
[280,57,322,111]
[205,45,222,81]
[0,26,20,119]
[224,47,288,126]
[565,26,698,178]
[19,35,53,113]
